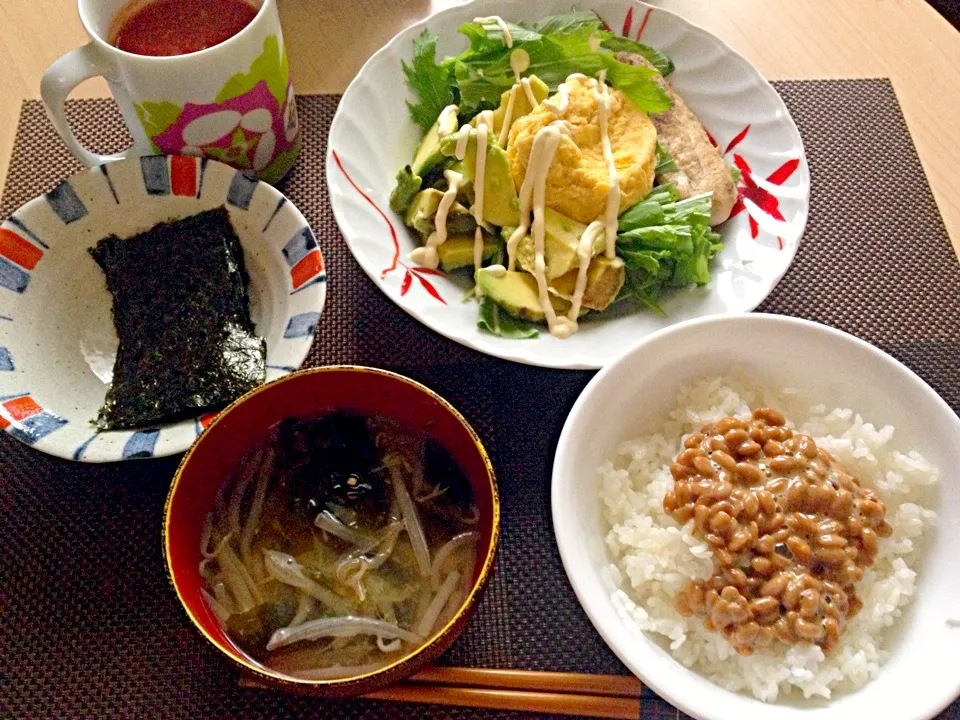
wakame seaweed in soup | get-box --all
[90,207,266,430]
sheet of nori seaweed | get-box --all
[90,206,266,430]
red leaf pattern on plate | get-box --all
[615,6,652,41]
[621,6,634,37]
[723,123,751,155]
[732,152,753,178]
[333,149,449,303]
[719,126,800,245]
[331,150,401,278]
[635,7,652,40]
[732,153,785,238]
[415,272,447,304]
[767,158,801,186]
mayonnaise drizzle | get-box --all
[510,48,530,79]
[498,86,519,147]
[454,125,472,160]
[520,76,537,107]
[438,104,459,131]
[474,16,513,47]
[500,72,625,337]
[497,78,535,147]
[544,73,584,114]
[471,124,489,273]
[472,228,485,271]
[568,221,604,320]
[473,124,488,221]
[506,121,577,338]
[476,110,495,131]
[594,73,620,258]
[484,264,507,278]
[543,82,570,114]
[408,168,463,270]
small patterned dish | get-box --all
[0,155,326,462]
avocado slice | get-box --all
[404,189,477,241]
[391,110,459,214]
[508,208,606,280]
[440,132,520,228]
[549,256,626,312]
[389,166,423,214]
[404,188,442,228]
[412,108,459,177]
[437,234,498,272]
[475,268,571,322]
[470,75,550,146]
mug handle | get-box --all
[40,42,151,167]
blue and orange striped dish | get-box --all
[0,155,326,462]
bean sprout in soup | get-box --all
[199,411,480,680]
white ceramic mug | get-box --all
[41,0,300,183]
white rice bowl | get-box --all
[598,375,939,702]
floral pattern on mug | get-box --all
[133,35,300,183]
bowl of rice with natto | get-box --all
[552,314,960,720]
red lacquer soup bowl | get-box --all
[163,366,499,697]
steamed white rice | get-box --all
[598,376,939,701]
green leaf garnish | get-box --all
[477,296,539,338]
[402,30,457,132]
[655,143,677,175]
[600,36,675,76]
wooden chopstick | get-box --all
[363,683,641,719]
[239,667,642,719]
[408,666,642,698]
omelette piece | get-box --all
[507,75,657,225]
[615,52,738,225]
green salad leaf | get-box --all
[477,296,539,338]
[729,163,742,184]
[402,11,673,127]
[616,186,724,309]
[655,143,677,175]
[532,9,600,35]
[403,30,457,132]
[600,36,675,76]
[603,60,671,116]
[451,23,600,115]
[618,185,676,228]
[466,18,541,46]
[452,14,670,116]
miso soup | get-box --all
[199,411,479,679]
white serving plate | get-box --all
[0,156,326,462]
[552,314,960,720]
[327,0,809,369]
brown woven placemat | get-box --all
[1,81,959,720]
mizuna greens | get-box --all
[616,187,724,313]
